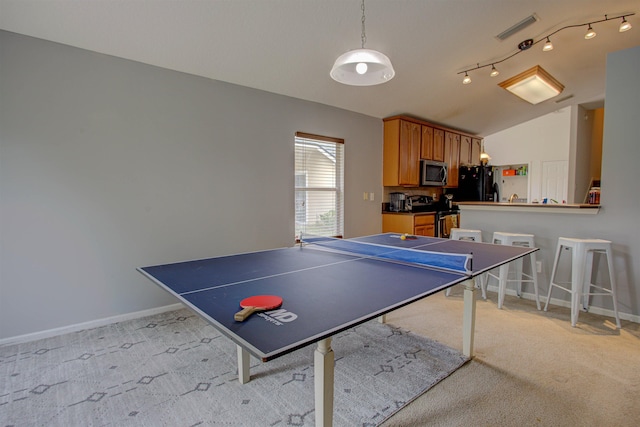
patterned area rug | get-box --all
[0,308,467,426]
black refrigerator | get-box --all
[457,165,498,201]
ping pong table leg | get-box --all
[462,278,477,358]
[237,345,250,384]
[314,337,334,427]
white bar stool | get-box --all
[446,228,486,299]
[544,237,621,328]
[487,232,541,310]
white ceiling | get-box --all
[1,0,638,136]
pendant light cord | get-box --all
[361,0,366,49]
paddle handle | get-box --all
[234,306,258,322]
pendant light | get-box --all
[330,0,395,86]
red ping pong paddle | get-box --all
[234,295,283,322]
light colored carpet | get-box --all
[0,308,467,426]
[381,289,640,427]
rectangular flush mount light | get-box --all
[498,65,564,104]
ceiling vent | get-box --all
[554,94,575,104]
[496,14,539,41]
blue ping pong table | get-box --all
[138,233,537,427]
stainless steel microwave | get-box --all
[420,160,448,186]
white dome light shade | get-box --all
[330,48,395,86]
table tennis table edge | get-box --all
[137,266,471,362]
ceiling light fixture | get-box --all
[457,12,634,85]
[584,24,597,39]
[490,65,500,77]
[619,16,632,32]
[498,65,565,104]
[330,0,394,86]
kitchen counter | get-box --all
[457,201,600,215]
[381,211,437,216]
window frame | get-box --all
[294,132,344,239]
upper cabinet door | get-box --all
[433,128,445,162]
[383,118,421,187]
[460,136,482,166]
[421,125,434,160]
[444,132,460,187]
[398,120,421,186]
[471,138,482,165]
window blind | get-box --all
[295,132,344,239]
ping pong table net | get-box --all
[300,235,472,275]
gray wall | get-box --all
[461,45,640,320]
[0,31,383,340]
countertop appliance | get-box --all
[420,160,447,186]
[406,195,434,212]
[389,192,407,212]
[458,165,498,202]
[388,194,436,212]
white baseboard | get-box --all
[485,284,640,324]
[0,303,184,347]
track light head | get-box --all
[619,17,632,32]
[585,24,597,39]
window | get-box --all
[295,132,344,239]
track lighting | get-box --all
[584,24,596,39]
[619,17,632,32]
[457,12,634,85]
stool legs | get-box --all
[490,232,540,310]
[529,251,541,310]
[583,247,621,328]
[544,243,563,312]
[545,239,621,328]
[570,246,584,327]
[604,248,622,328]
[496,263,509,309]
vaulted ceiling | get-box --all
[1,0,638,136]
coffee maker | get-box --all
[389,192,406,212]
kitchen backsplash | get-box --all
[383,187,444,204]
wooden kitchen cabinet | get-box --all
[382,213,435,237]
[433,128,445,162]
[420,125,434,160]
[444,131,460,187]
[383,118,421,186]
[383,115,481,189]
[471,138,482,164]
[413,214,436,236]
[460,135,483,165]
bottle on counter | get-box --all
[588,187,601,204]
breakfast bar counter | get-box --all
[456,201,600,215]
